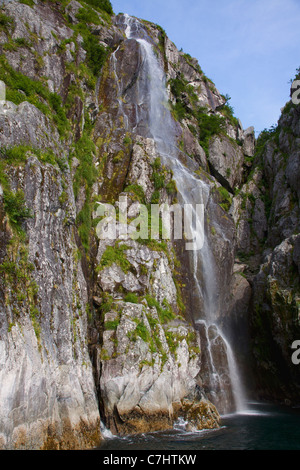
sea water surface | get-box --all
[98,402,300,450]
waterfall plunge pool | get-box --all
[97,402,300,450]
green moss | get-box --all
[19,0,35,6]
[3,190,32,236]
[0,56,70,137]
[216,186,232,212]
[165,329,181,357]
[76,202,93,253]
[197,110,226,155]
[73,10,110,78]
[2,36,33,52]
[124,292,139,303]
[128,313,167,365]
[76,5,101,25]
[0,11,14,32]
[144,295,176,324]
[166,179,177,196]
[104,319,119,330]
[124,184,146,204]
[30,305,41,344]
[48,93,69,137]
[134,321,151,343]
[150,190,160,204]
[100,293,115,314]
[0,241,41,343]
[0,146,67,182]
[139,358,155,369]
[137,237,169,255]
[72,133,98,252]
[98,243,132,274]
[83,0,113,15]
[123,135,132,146]
[152,172,165,190]
[112,150,124,164]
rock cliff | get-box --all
[0,0,299,450]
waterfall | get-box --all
[111,45,129,130]
[118,14,246,414]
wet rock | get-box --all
[98,301,219,434]
[175,398,221,431]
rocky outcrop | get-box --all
[0,0,228,447]
[248,103,300,401]
[0,152,101,449]
[97,300,221,434]
[229,95,300,402]
[0,0,104,449]
[208,136,245,191]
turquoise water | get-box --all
[98,402,300,450]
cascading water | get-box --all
[116,14,247,414]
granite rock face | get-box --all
[0,0,103,449]
[247,103,300,401]
[0,0,299,450]
[97,301,221,434]
[0,154,101,449]
[229,97,300,401]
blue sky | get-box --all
[111,0,300,135]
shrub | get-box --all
[124,292,139,303]
[172,101,188,121]
[169,76,186,99]
[72,133,98,252]
[166,179,177,196]
[99,243,132,273]
[0,12,14,31]
[104,320,119,330]
[197,109,226,154]
[152,172,165,190]
[76,6,101,25]
[84,0,113,15]
[135,321,151,342]
[151,157,161,170]
[124,184,146,204]
[150,190,160,204]
[19,0,35,6]
[100,293,114,313]
[83,35,108,77]
[0,57,69,136]
[74,7,109,77]
[0,145,66,170]
[145,295,176,324]
[217,186,232,212]
[73,133,97,198]
[76,202,92,252]
[3,190,32,234]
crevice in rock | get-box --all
[207,160,234,194]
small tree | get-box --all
[84,0,113,15]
